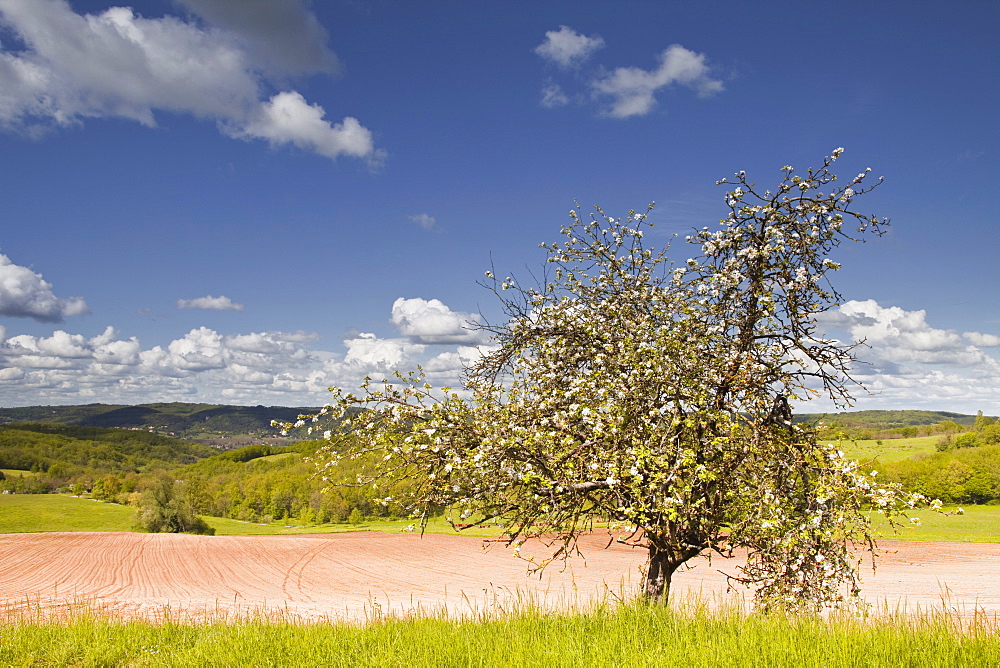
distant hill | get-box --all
[0,403,321,440]
[0,404,988,439]
[794,410,987,429]
[0,423,219,487]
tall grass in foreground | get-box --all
[2,602,997,667]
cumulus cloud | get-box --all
[177,295,244,311]
[408,213,437,230]
[0,253,88,322]
[964,331,1000,347]
[0,297,494,406]
[342,333,425,369]
[534,25,604,68]
[0,295,995,413]
[805,299,1000,413]
[236,91,379,164]
[0,324,328,404]
[830,300,977,363]
[591,44,724,118]
[0,0,379,163]
[390,297,484,344]
[173,0,340,77]
[164,326,227,371]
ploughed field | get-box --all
[2,531,999,622]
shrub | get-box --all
[132,473,215,535]
[955,432,980,449]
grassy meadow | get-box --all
[1,601,997,666]
[3,433,1000,665]
[3,492,999,542]
[0,494,134,533]
[835,435,942,464]
[1,468,40,479]
[0,494,502,537]
[4,493,998,542]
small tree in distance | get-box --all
[288,149,932,611]
[133,472,215,535]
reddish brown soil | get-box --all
[1,532,997,622]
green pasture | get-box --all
[835,435,941,464]
[2,494,998,544]
[0,494,133,533]
[1,602,997,666]
[0,468,39,479]
[871,504,1000,543]
[0,495,499,537]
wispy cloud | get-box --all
[540,82,569,108]
[591,44,724,118]
[408,213,437,230]
[177,295,244,311]
[534,26,723,118]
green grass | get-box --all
[203,513,502,537]
[3,495,998,543]
[0,602,996,666]
[0,468,39,479]
[253,452,298,464]
[0,494,133,532]
[0,494,496,537]
[835,435,942,464]
[870,504,1000,543]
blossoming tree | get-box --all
[289,150,926,610]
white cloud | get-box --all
[164,326,227,371]
[0,296,494,406]
[803,299,1000,413]
[0,253,88,322]
[591,44,724,118]
[964,331,1000,347]
[225,330,318,354]
[0,323,328,404]
[390,297,484,344]
[177,295,245,311]
[236,91,380,164]
[341,333,424,369]
[3,328,128,371]
[423,345,493,378]
[0,294,994,414]
[831,300,974,362]
[0,0,379,163]
[408,213,437,230]
[534,26,604,68]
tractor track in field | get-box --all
[1,532,998,623]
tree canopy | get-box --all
[292,150,930,611]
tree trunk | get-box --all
[644,548,686,603]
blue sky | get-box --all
[0,0,997,413]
